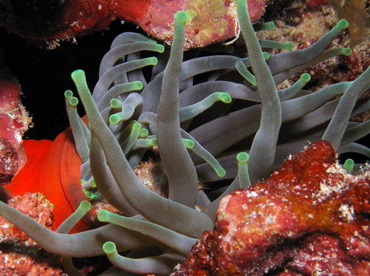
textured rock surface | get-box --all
[0,192,65,275]
[172,140,370,275]
[0,78,31,185]
[136,0,266,48]
[0,0,266,48]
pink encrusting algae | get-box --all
[0,0,266,48]
[172,140,370,275]
[0,77,31,185]
[0,192,65,275]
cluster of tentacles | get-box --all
[0,0,370,275]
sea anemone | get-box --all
[0,0,369,274]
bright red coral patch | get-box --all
[172,140,370,275]
[7,129,91,233]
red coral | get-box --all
[172,140,370,275]
[7,129,92,233]
[282,233,370,275]
[305,0,328,7]
[7,131,170,233]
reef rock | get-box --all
[0,78,31,185]
[0,0,266,49]
[172,140,370,275]
[0,192,65,275]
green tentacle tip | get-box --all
[146,56,159,66]
[84,190,93,198]
[132,121,141,131]
[71,69,85,81]
[131,80,144,90]
[103,241,116,255]
[79,201,92,212]
[301,73,311,82]
[342,48,352,56]
[64,90,73,98]
[156,44,165,53]
[91,195,98,201]
[219,93,232,104]
[139,128,149,138]
[69,97,79,107]
[97,209,110,222]
[284,42,294,51]
[183,138,195,149]
[337,19,349,29]
[90,179,96,188]
[110,98,122,109]
[216,168,226,178]
[151,137,158,146]
[135,137,157,148]
[262,52,270,60]
[175,11,189,24]
[343,158,354,173]
[237,152,249,163]
[109,113,121,125]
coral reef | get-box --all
[0,0,369,274]
[7,133,92,232]
[0,0,266,48]
[330,0,368,46]
[171,140,370,275]
[0,77,31,185]
[256,0,370,89]
[8,138,169,233]
[0,192,65,275]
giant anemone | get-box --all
[0,0,370,275]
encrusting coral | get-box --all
[0,77,31,185]
[171,140,370,275]
[0,0,370,274]
[0,0,266,49]
[0,193,65,275]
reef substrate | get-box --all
[172,140,370,275]
[0,77,31,185]
[0,192,65,275]
[0,0,266,48]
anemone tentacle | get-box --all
[156,11,199,207]
[237,0,281,182]
[323,65,370,148]
[103,243,183,275]
[98,210,198,255]
[89,133,138,216]
[72,70,214,238]
[64,91,90,163]
[0,200,161,257]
